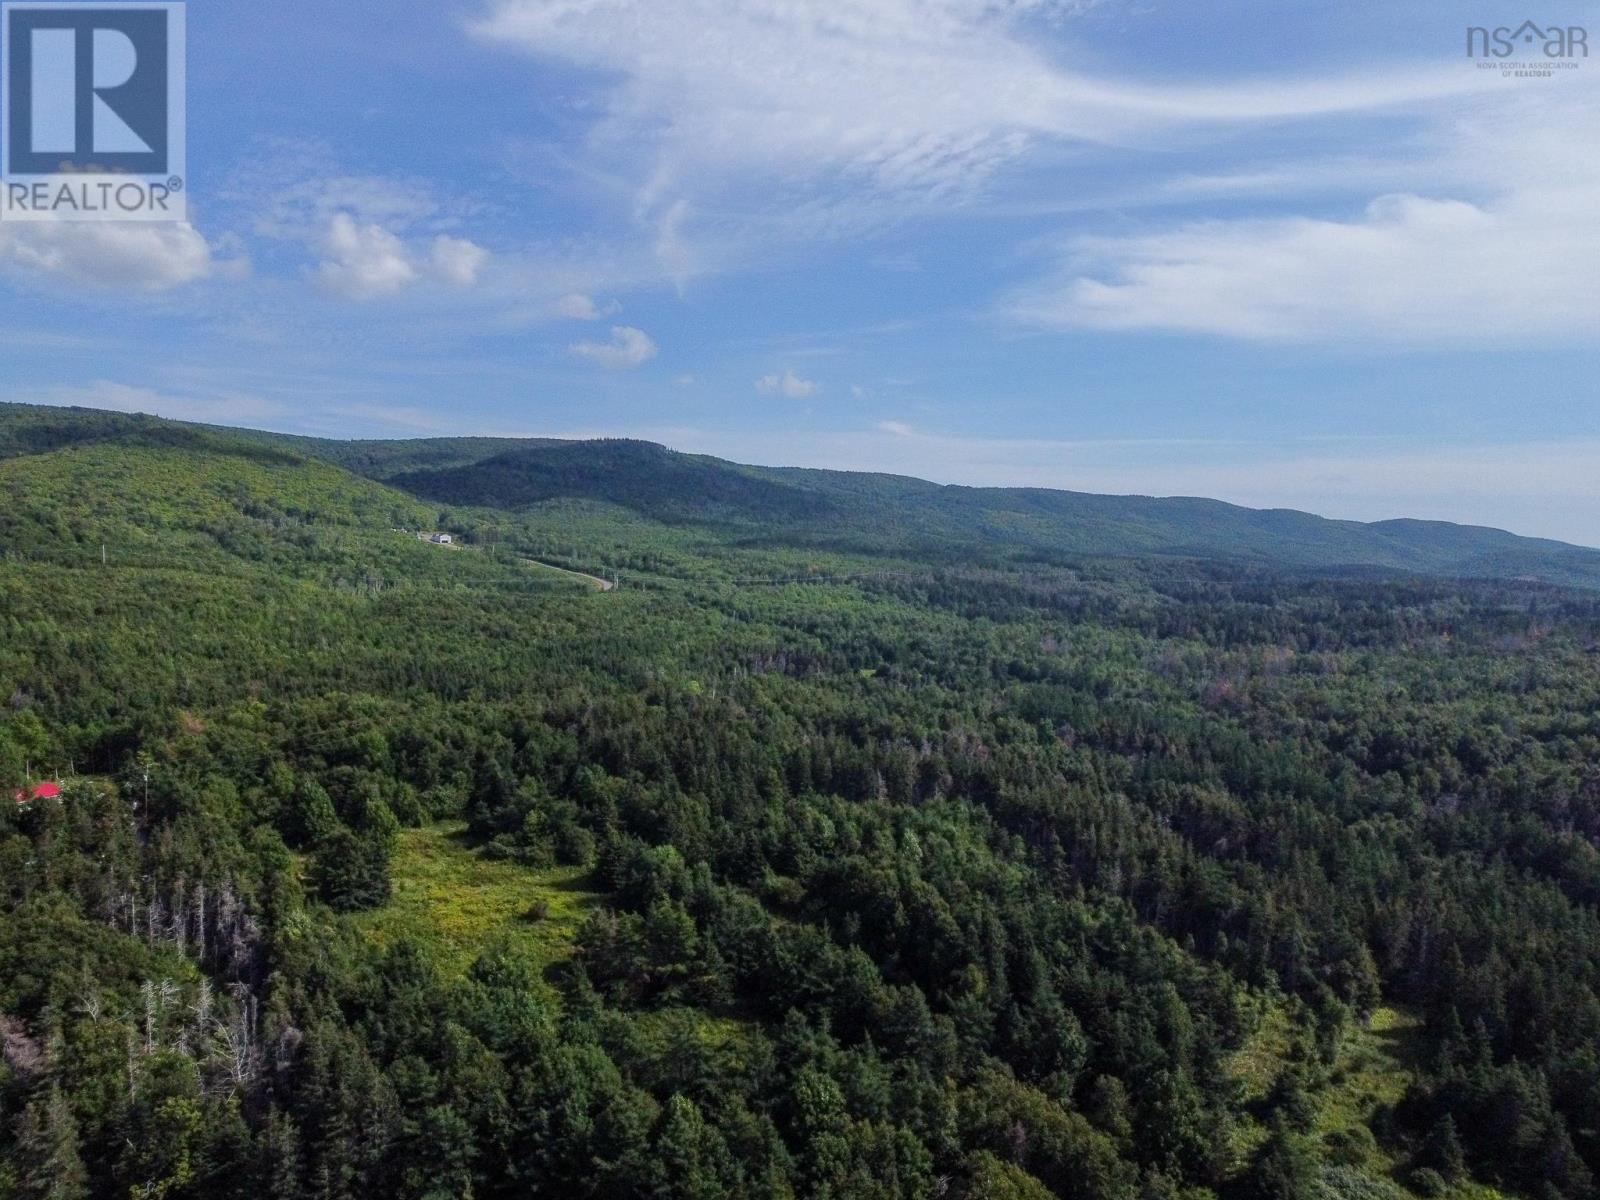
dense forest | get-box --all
[3,402,1600,1200]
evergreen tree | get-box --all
[1420,1113,1467,1183]
[260,1108,306,1200]
[1243,1125,1319,1200]
[13,1086,89,1200]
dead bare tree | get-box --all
[210,987,261,1092]
[76,986,104,1023]
[168,878,188,954]
[193,879,208,964]
[139,979,179,1055]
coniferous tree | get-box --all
[1421,1113,1467,1183]
[13,1085,89,1200]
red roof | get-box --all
[12,782,60,805]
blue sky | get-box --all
[3,0,1598,542]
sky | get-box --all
[3,0,1598,543]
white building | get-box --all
[431,533,453,545]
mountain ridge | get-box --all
[2,400,1597,588]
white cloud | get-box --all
[468,2,1598,352]
[1008,89,1600,343]
[551,292,623,320]
[491,288,637,330]
[471,0,1494,258]
[261,176,441,239]
[756,370,819,399]
[570,324,658,368]
[1010,190,1599,343]
[314,214,489,300]
[316,214,417,299]
[555,292,602,319]
[229,142,461,239]
[431,235,490,286]
[876,419,915,436]
[230,149,492,301]
[0,221,231,292]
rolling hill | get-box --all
[3,400,1598,588]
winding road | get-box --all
[519,558,616,591]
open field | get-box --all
[347,822,604,983]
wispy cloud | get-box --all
[571,324,659,368]
[227,142,492,302]
[550,292,620,320]
[229,140,475,239]
[473,1,1489,182]
[470,0,1496,275]
[1008,88,1600,343]
[756,370,819,398]
[1010,192,1597,342]
[431,235,490,286]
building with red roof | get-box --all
[12,782,60,806]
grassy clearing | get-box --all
[1316,1007,1508,1200]
[1227,1004,1511,1199]
[348,822,604,982]
[1319,1005,1422,1145]
[1224,997,1296,1166]
[1229,997,1296,1105]
[631,1007,753,1055]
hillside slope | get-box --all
[356,432,1600,587]
[0,411,573,596]
[4,401,1598,587]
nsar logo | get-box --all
[2,2,185,221]
[1467,20,1587,59]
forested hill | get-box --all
[346,436,1600,587]
[7,396,1600,1200]
[3,400,1599,587]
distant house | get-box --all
[431,533,453,545]
[13,782,60,806]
